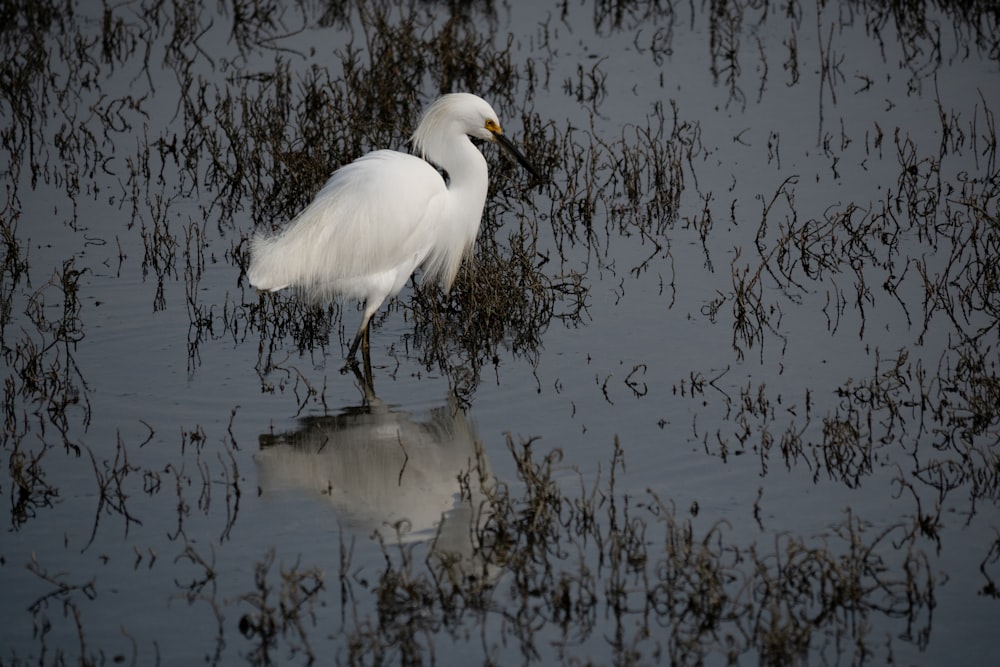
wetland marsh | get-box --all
[1,0,998,664]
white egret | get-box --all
[247,92,537,365]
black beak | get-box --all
[493,131,539,179]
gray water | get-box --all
[2,1,998,665]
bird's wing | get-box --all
[301,151,448,278]
[249,151,448,298]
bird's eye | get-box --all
[484,119,501,134]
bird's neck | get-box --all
[438,137,488,196]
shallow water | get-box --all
[2,1,998,665]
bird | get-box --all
[247,92,537,368]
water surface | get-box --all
[2,1,998,664]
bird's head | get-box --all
[413,93,538,179]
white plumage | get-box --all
[247,93,536,363]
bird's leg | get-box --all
[344,320,375,389]
[345,357,376,403]
[361,325,374,381]
[343,297,383,372]
[361,343,374,396]
[343,317,370,370]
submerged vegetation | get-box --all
[1,0,998,664]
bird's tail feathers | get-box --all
[247,227,381,304]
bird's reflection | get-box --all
[255,368,494,575]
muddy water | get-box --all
[2,1,998,665]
